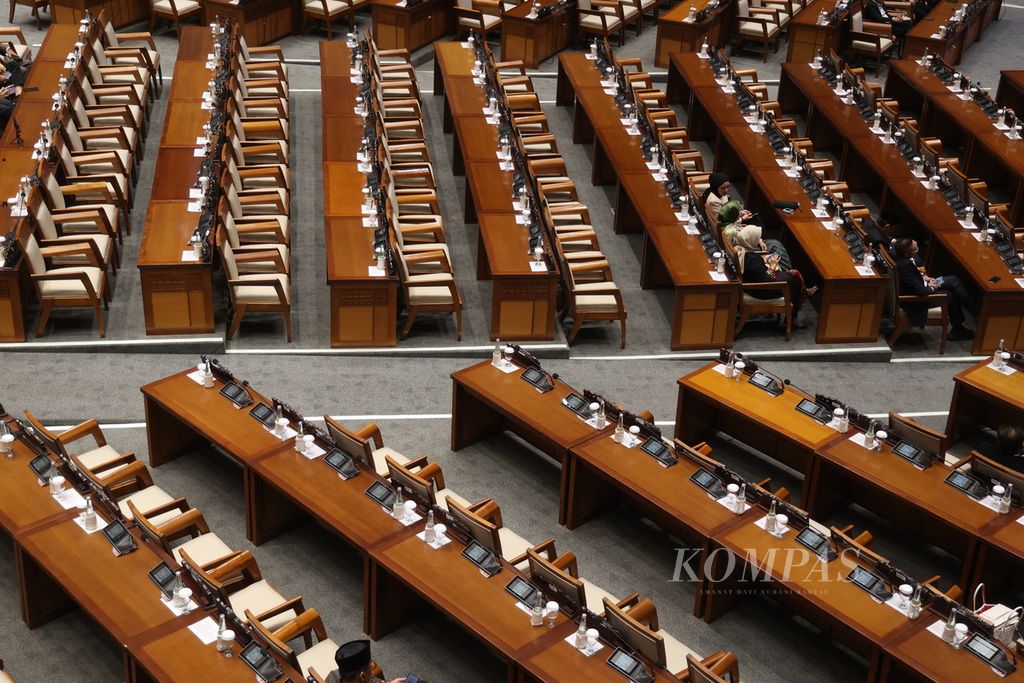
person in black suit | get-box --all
[0,50,27,131]
[735,225,817,328]
[894,238,979,341]
[863,0,913,37]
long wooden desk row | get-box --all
[137,27,218,337]
[320,40,399,348]
[556,51,743,351]
[663,52,887,344]
[140,362,708,682]
[884,59,1024,227]
[654,0,732,68]
[0,410,308,682]
[434,40,559,342]
[0,25,89,342]
[902,0,1001,65]
[776,62,1024,355]
[997,70,1024,117]
[450,355,1024,682]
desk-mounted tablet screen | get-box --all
[520,367,553,393]
[748,370,782,396]
[795,398,830,424]
[944,470,987,500]
[606,648,654,683]
[892,440,931,469]
[239,642,284,681]
[562,393,591,420]
[640,438,677,466]
[504,575,539,605]
[102,519,137,554]
[324,449,360,480]
[29,453,53,481]
[689,468,726,498]
[365,481,396,508]
[964,634,1015,675]
[219,381,253,408]
[847,566,891,601]
[795,527,836,561]
[462,540,502,577]
[249,403,277,429]
[148,562,176,598]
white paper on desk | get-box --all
[397,510,422,527]
[189,617,220,645]
[987,361,1018,376]
[1016,278,1024,289]
[193,147,206,157]
[812,208,829,218]
[626,128,640,137]
[194,137,209,147]
[715,495,749,513]
[754,515,790,537]
[300,442,327,460]
[415,531,452,549]
[995,122,1010,131]
[612,432,642,449]
[200,102,211,111]
[856,265,876,277]
[870,126,884,135]
[583,416,608,430]
[776,157,788,167]
[494,360,518,374]
[603,88,616,96]
[73,513,107,534]
[697,52,709,59]
[1016,514,1024,526]
[512,200,524,212]
[482,106,494,116]
[884,594,913,616]
[64,60,75,69]
[461,41,471,48]
[960,219,976,229]
[53,488,86,511]
[712,362,731,376]
[515,602,558,617]
[396,0,407,6]
[821,220,836,231]
[585,53,597,60]
[620,118,632,126]
[708,271,728,282]
[187,369,205,385]
[205,61,215,70]
[160,595,199,616]
[745,115,759,124]
[485,116,499,126]
[880,136,896,145]
[180,250,200,262]
[976,494,1002,512]
[265,424,297,441]
[188,188,203,200]
[499,161,513,172]
[926,619,946,639]
[646,161,661,171]
[684,223,700,235]
[515,214,527,225]
[912,169,926,178]
[187,201,202,212]
[921,180,933,189]
[496,151,512,162]
[784,169,801,178]
[563,633,605,657]
[367,266,386,277]
[473,77,484,85]
[971,231,985,242]
[350,77,362,85]
[529,261,548,272]
[675,212,688,221]
[651,171,668,182]
[361,218,378,228]
[849,431,882,451]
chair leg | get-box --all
[784,304,792,341]
[734,308,750,337]
[35,301,53,337]
[227,305,245,340]
[400,310,417,339]
[148,13,156,32]
[619,316,626,349]
[174,16,182,35]
[567,316,583,345]
[888,317,907,348]
[8,1,14,23]
[454,308,462,341]
[95,304,106,338]
[283,309,292,343]
[325,15,332,39]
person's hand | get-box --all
[739,209,752,221]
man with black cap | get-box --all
[325,639,407,683]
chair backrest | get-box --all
[578,0,592,9]
[602,598,667,669]
[221,241,240,281]
[127,499,171,551]
[31,201,58,241]
[525,549,587,610]
[384,456,438,507]
[852,9,863,30]
[737,0,750,16]
[20,410,62,452]
[445,497,503,555]
[887,412,946,456]
[686,654,730,683]
[246,610,301,671]
[22,233,45,275]
[323,416,377,470]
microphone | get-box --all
[782,377,816,398]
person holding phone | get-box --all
[325,640,408,683]
[894,238,978,341]
[735,225,817,328]
[719,201,791,270]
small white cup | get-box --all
[628,426,640,440]
[545,601,559,627]
[217,628,235,655]
[404,500,417,521]
[0,433,14,456]
[434,523,446,541]
[586,628,599,650]
[302,434,314,454]
[726,483,739,502]
[50,475,66,498]
[174,587,192,610]
[274,417,289,436]
[899,583,913,607]
[953,622,969,647]
[775,514,789,532]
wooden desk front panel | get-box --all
[491,275,557,341]
[372,0,452,51]
[0,270,28,342]
[673,285,738,350]
[882,618,1024,683]
[502,0,577,69]
[330,280,398,347]
[204,0,298,46]
[817,278,885,343]
[996,70,1024,115]
[655,0,730,68]
[51,0,149,27]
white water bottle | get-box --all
[765,500,778,534]
[425,509,436,543]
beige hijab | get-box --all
[734,225,762,273]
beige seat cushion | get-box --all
[76,443,130,477]
[371,446,408,476]
[742,293,784,305]
[739,20,779,36]
[852,36,894,52]
[296,639,338,679]
[119,485,179,524]
[234,245,289,273]
[580,13,622,29]
[153,0,200,13]
[81,126,138,152]
[229,580,295,631]
[304,0,351,15]
[497,527,533,561]
[581,579,619,612]
[658,629,698,673]
[59,204,119,235]
[409,274,456,305]
[459,12,501,29]
[233,274,290,303]
[37,267,103,299]
[574,283,620,313]
[436,488,471,511]
[618,3,639,19]
[172,532,232,566]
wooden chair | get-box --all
[733,0,781,62]
[519,541,620,610]
[726,240,792,340]
[21,410,131,474]
[246,607,338,681]
[848,10,895,75]
[880,249,948,354]
[218,224,288,275]
[322,416,410,476]
[445,496,534,560]
[888,411,947,459]
[38,170,124,244]
[31,199,119,275]
[394,244,463,341]
[8,0,48,29]
[603,595,698,674]
[221,241,292,342]
[69,453,182,524]
[679,652,741,682]
[455,0,503,40]
[99,17,163,90]
[385,454,471,510]
[129,499,232,568]
[303,0,364,39]
[0,26,33,60]
[148,0,202,35]
[578,0,627,45]
[560,255,627,347]
[22,233,109,338]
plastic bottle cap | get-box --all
[833,408,844,417]
[589,403,600,411]
[993,485,1005,495]
[727,484,739,494]
[629,426,640,435]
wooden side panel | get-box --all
[330,281,398,347]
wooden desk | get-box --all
[435,41,559,341]
[945,357,1024,443]
[50,0,148,27]
[0,25,84,342]
[996,70,1024,115]
[675,362,840,504]
[785,0,862,63]
[204,0,298,46]
[885,60,1024,227]
[902,0,1001,64]
[557,52,743,350]
[372,0,452,51]
[0,431,82,536]
[778,62,1024,355]
[138,28,215,335]
[654,0,732,68]
[668,53,887,344]
[501,0,577,69]
[520,633,682,683]
[450,358,613,464]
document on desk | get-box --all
[849,432,882,452]
[563,632,605,656]
[884,594,913,616]
[180,251,200,262]
[855,265,876,277]
[416,530,451,549]
[974,494,1002,513]
[300,442,327,460]
[716,495,749,513]
[73,514,107,534]
[1015,278,1024,289]
[189,617,219,645]
[265,424,298,441]
[160,595,199,617]
[52,488,86,511]
[186,369,205,385]
[708,271,729,282]
[493,360,519,374]
[986,361,1017,376]
[1017,514,1024,526]
[754,516,790,537]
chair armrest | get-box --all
[55,418,106,448]
[116,32,157,49]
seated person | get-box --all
[0,50,27,131]
[863,0,913,38]
[719,201,791,270]
[702,172,732,218]
[326,640,407,683]
[893,238,979,341]
[860,208,908,259]
[735,225,817,327]
[992,424,1023,473]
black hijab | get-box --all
[703,172,729,202]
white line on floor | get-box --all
[226,343,567,354]
[0,337,219,350]
[577,346,891,360]
[890,355,988,363]
[1004,2,1023,8]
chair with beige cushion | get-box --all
[22,410,131,475]
[32,199,118,275]
[679,652,741,682]
[69,454,182,525]
[733,0,781,63]
[246,607,338,682]
[395,246,463,341]
[129,499,232,568]
[303,0,366,38]
[23,233,109,338]
[221,240,292,342]
[456,0,503,39]
[181,548,301,631]
[445,496,534,562]
[323,416,410,477]
[0,27,32,61]
[100,17,163,91]
[219,223,289,275]
[560,255,627,348]
[516,540,620,611]
[578,0,627,45]
[7,0,48,29]
[384,455,471,512]
[148,0,202,35]
[848,10,895,75]
[602,595,699,676]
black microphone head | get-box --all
[783,378,792,385]
[551,373,559,380]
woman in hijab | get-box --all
[702,172,732,217]
[719,201,792,270]
[734,225,816,326]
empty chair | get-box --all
[221,241,292,342]
[384,455,471,511]
[848,10,895,74]
[22,233,109,338]
[303,0,366,38]
[148,0,202,35]
[578,0,627,45]
[69,453,181,524]
[323,416,410,476]
[100,18,163,90]
[7,0,47,29]
[39,171,123,244]
[445,496,534,561]
[130,500,232,568]
[21,410,130,474]
[31,200,119,274]
[246,606,338,681]
[455,0,503,39]
[603,595,699,675]
[394,247,463,340]
[219,222,288,274]
[519,540,620,611]
[734,0,782,63]
[681,653,741,682]
[560,257,627,347]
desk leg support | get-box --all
[451,381,503,451]
[571,100,594,144]
[561,451,619,529]
[143,396,204,468]
[15,543,75,629]
[365,558,422,640]
[246,468,305,546]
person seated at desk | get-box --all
[894,238,979,341]
[861,209,909,259]
[325,640,407,683]
[719,200,792,270]
[735,225,817,326]
[0,49,28,131]
[863,0,913,39]
[992,424,1024,472]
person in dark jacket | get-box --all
[736,225,817,327]
[991,424,1023,473]
[894,238,978,341]
[863,0,913,37]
